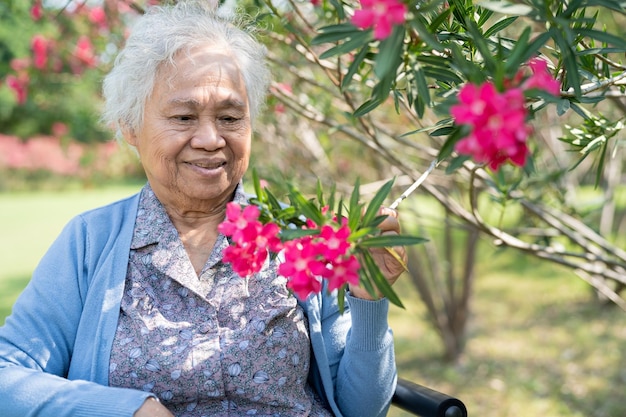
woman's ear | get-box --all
[120,125,138,147]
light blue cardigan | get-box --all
[0,191,397,417]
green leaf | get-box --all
[484,16,518,38]
[466,20,497,74]
[279,228,319,241]
[552,27,582,97]
[362,179,394,227]
[556,99,571,116]
[336,286,346,314]
[408,16,444,51]
[341,44,369,91]
[311,23,361,44]
[353,96,386,117]
[374,25,405,79]
[413,66,431,117]
[319,30,371,59]
[437,125,468,161]
[577,28,626,50]
[358,234,428,248]
[445,154,470,174]
[505,30,551,74]
[348,178,362,231]
[251,168,265,204]
[360,250,404,307]
[316,178,325,208]
[288,186,324,226]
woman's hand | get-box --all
[349,207,407,300]
[134,398,174,417]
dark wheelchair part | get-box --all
[391,378,468,417]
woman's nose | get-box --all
[191,119,225,150]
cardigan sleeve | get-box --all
[317,290,397,417]
[0,216,154,417]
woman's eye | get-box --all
[173,115,194,122]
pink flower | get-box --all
[351,0,407,40]
[6,75,28,104]
[279,239,325,299]
[10,58,30,72]
[218,202,282,277]
[31,35,48,70]
[318,224,351,260]
[74,36,97,69]
[523,58,560,96]
[451,81,530,170]
[52,122,69,138]
[88,6,108,30]
[30,1,42,21]
[325,254,360,292]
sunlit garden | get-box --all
[2,0,626,416]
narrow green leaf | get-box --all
[288,187,324,226]
[556,98,571,116]
[484,16,518,38]
[437,125,467,161]
[279,228,319,241]
[362,179,394,227]
[341,44,369,91]
[361,250,404,307]
[552,28,582,97]
[348,178,362,231]
[408,16,444,51]
[319,31,371,59]
[577,28,626,50]
[503,26,531,73]
[353,96,385,117]
[328,183,337,214]
[316,178,325,208]
[336,286,345,314]
[413,65,431,116]
[359,234,428,248]
[348,226,379,242]
[445,155,470,174]
[251,168,265,203]
[265,187,283,211]
[374,25,405,79]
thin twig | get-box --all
[389,159,438,209]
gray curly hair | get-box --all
[102,1,270,138]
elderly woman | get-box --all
[0,2,405,417]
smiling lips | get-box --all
[187,160,226,170]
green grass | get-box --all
[1,185,624,417]
[0,184,143,323]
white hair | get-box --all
[101,1,270,138]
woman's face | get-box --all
[125,43,252,214]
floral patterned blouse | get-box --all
[108,185,333,417]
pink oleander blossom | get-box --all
[523,58,560,96]
[219,202,361,299]
[31,35,48,70]
[279,238,326,299]
[451,81,530,170]
[6,75,28,104]
[31,1,42,20]
[74,36,97,69]
[351,0,407,40]
[218,202,283,277]
[451,57,560,170]
[88,6,108,31]
[324,254,361,292]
